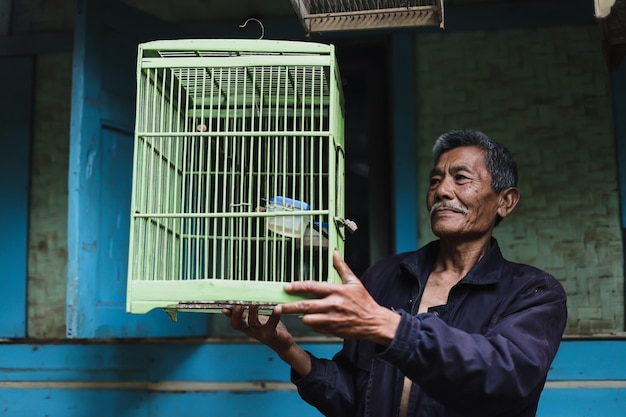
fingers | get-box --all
[266,311,282,329]
[273,301,299,316]
[222,305,283,335]
[248,306,262,328]
[227,305,249,331]
[284,280,339,297]
[333,249,359,284]
[282,250,357,297]
[278,298,341,316]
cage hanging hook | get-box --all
[239,17,265,40]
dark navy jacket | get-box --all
[293,239,568,417]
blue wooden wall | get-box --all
[0,339,624,416]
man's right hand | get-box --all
[222,306,312,377]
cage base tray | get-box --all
[127,279,333,317]
[163,300,279,321]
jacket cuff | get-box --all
[377,309,421,366]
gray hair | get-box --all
[432,129,518,225]
[432,129,518,191]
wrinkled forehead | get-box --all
[433,146,488,171]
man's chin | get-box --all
[431,222,461,234]
[430,225,466,239]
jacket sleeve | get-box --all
[291,348,359,417]
[289,260,392,417]
[378,272,567,417]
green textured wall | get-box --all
[414,25,623,335]
[27,53,72,338]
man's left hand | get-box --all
[274,250,401,345]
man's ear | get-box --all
[497,187,520,220]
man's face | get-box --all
[427,146,501,239]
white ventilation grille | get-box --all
[290,0,444,34]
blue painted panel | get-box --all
[148,344,291,382]
[0,389,324,417]
[548,339,626,380]
[149,391,323,417]
[68,0,207,337]
[97,127,134,304]
[0,56,33,337]
[538,388,626,417]
[13,339,626,384]
[0,344,148,381]
[0,389,147,417]
[0,341,624,416]
[9,340,626,384]
[147,342,338,382]
[1,387,623,417]
[391,34,418,253]
[0,342,341,382]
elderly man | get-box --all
[224,128,568,417]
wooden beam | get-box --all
[190,0,595,40]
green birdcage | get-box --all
[126,39,347,319]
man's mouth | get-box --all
[429,202,469,217]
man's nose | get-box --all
[433,176,454,200]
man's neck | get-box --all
[433,235,492,280]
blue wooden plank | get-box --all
[0,388,325,417]
[67,0,104,338]
[0,341,624,416]
[548,339,626,381]
[0,339,364,381]
[0,344,149,381]
[538,388,626,417]
[391,34,418,253]
[8,340,626,383]
[0,56,33,338]
[0,389,147,417]
[147,342,341,382]
[1,386,624,417]
[149,391,323,417]
[0,342,341,382]
[5,340,626,384]
[148,344,291,382]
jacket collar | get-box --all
[400,237,504,287]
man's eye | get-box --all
[455,174,469,182]
[429,178,441,187]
